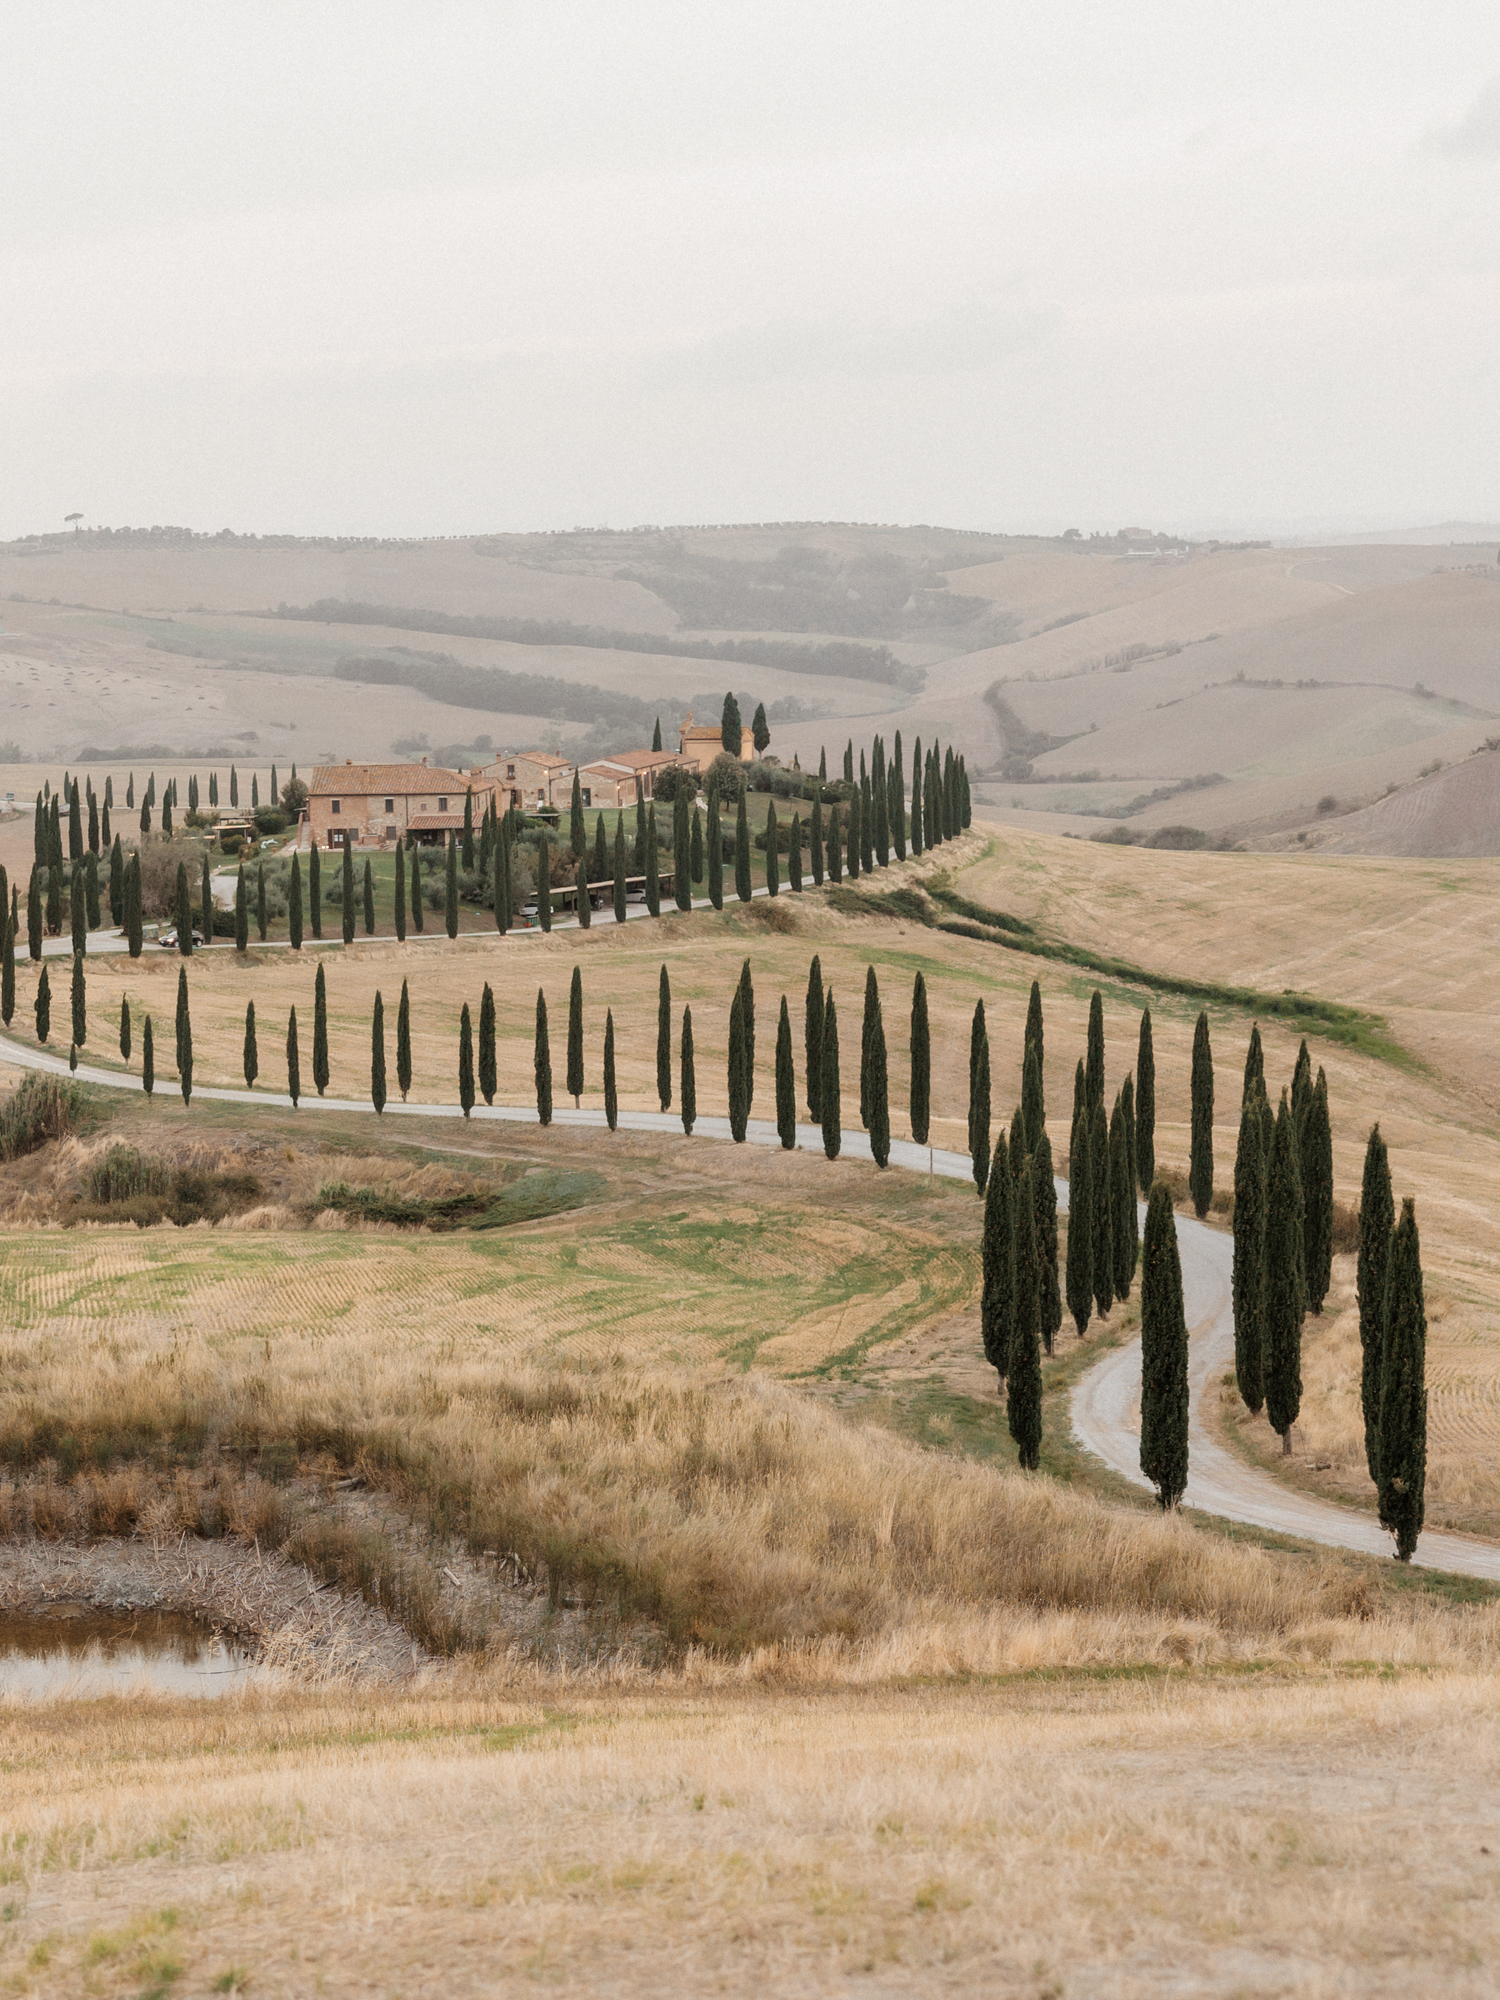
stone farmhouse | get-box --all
[307,760,489,850]
[576,748,694,810]
[678,712,752,773]
[476,751,575,813]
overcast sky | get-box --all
[5,2,1500,540]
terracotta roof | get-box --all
[407,814,467,830]
[309,763,476,795]
[609,748,692,771]
[481,750,571,770]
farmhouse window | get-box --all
[582,788,592,807]
[386,823,397,840]
[438,797,448,811]
[331,800,341,814]
[384,797,394,812]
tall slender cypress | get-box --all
[567,965,584,1105]
[810,796,824,886]
[872,739,889,866]
[805,955,824,1121]
[1291,1040,1312,1130]
[728,989,749,1142]
[1139,1184,1189,1508]
[85,852,100,931]
[70,951,86,1047]
[1302,1069,1334,1313]
[567,774,583,861]
[820,992,841,1159]
[196,850,210,943]
[691,803,705,887]
[395,839,408,941]
[235,863,248,951]
[1188,1010,1214,1217]
[289,853,303,950]
[109,836,124,927]
[1357,1124,1394,1484]
[1232,1082,1269,1414]
[909,735,924,854]
[68,781,82,861]
[764,801,779,897]
[142,1012,154,1097]
[1243,1023,1264,1096]
[0,903,13,1027]
[1009,1158,1043,1469]
[458,1002,475,1118]
[860,966,879,1128]
[594,810,610,887]
[867,984,889,1167]
[126,854,143,958]
[444,836,459,938]
[634,780,647,872]
[1090,1098,1113,1316]
[1065,1062,1093,1334]
[680,1005,697,1135]
[1021,1042,1044,1158]
[34,964,50,1043]
[397,979,411,1101]
[175,965,189,1074]
[1109,1095,1135,1299]
[479,982,497,1104]
[27,867,41,962]
[495,825,511,933]
[980,1137,1014,1386]
[603,1009,618,1131]
[1377,1198,1427,1560]
[371,991,387,1114]
[846,781,861,881]
[1135,1008,1156,1193]
[707,777,724,910]
[71,861,87,959]
[1264,1092,1305,1452]
[1008,1108,1026,1190]
[256,860,268,943]
[968,999,991,1192]
[46,854,61,937]
[655,964,672,1111]
[410,845,424,931]
[909,971,930,1146]
[537,835,551,933]
[1085,989,1104,1112]
[178,978,193,1106]
[363,858,375,937]
[243,999,258,1088]
[738,957,755,1104]
[674,789,692,911]
[775,996,796,1149]
[119,995,131,1062]
[734,792,752,902]
[613,820,628,924]
[310,842,322,940]
[645,805,660,917]
[575,849,590,929]
[534,989,552,1125]
[313,961,330,1095]
[1033,1130,1062,1355]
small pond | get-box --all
[0,1607,271,1698]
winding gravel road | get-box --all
[5,1030,1497,1579]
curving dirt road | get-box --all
[1070,1201,1500,1581]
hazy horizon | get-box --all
[5,2,1500,542]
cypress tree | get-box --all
[859,771,874,872]
[826,802,843,884]
[1120,1075,1137,1225]
[751,701,769,754]
[199,850,211,942]
[444,836,459,939]
[142,1013,154,1097]
[1090,1098,1113,1317]
[1008,1105,1026,1186]
[1244,1023,1264,1096]
[126,854,143,958]
[1085,989,1104,1112]
[612,820,628,925]
[313,961,330,1095]
[1302,1069,1334,1314]
[397,979,412,1101]
[721,690,742,754]
[1139,1185,1189,1508]
[1377,1198,1428,1560]
[495,826,511,934]
[707,776,724,910]
[674,790,692,911]
[478,982,497,1104]
[289,854,303,950]
[764,801,779,897]
[860,966,879,1127]
[140,794,151,837]
[393,839,407,942]
[234,863,248,951]
[229,765,237,808]
[805,954,825,1121]
[50,796,62,872]
[270,765,278,809]
[161,791,173,838]
[1264,1092,1305,1452]
[536,835,552,933]
[810,796,824,886]
[1135,1008,1156,1194]
[734,791,752,902]
[458,1002,475,1118]
[691,804,704,886]
[27,867,41,962]
[88,790,99,855]
[251,774,259,809]
[889,762,906,863]
[109,835,124,927]
[563,773,583,864]
[1356,1125,1394,1484]
[243,999,258,1088]
[652,716,662,752]
[566,965,585,1105]
[255,858,268,942]
[1023,980,1044,1132]
[603,1008,618,1131]
[101,798,110,850]
[534,989,553,1125]
[410,845,424,931]
[0,903,13,1027]
[46,856,60,938]
[1021,1042,1044,1157]
[728,989,749,1142]
[909,971,930,1147]
[820,991,841,1159]
[120,995,131,1062]
[872,739,889,866]
[867,988,889,1168]
[363,857,375,937]
[70,951,86,1047]
[1065,1062,1093,1334]
[1009,1158,1043,1468]
[1232,1082,1269,1414]
[1291,1039,1312,1130]
[1110,1095,1135,1299]
[909,734,924,854]
[70,861,86,959]
[680,1004,697,1134]
[1188,1010,1214,1218]
[656,964,671,1111]
[34,963,50,1043]
[634,780,647,872]
[68,781,82,861]
[980,1136,1014,1385]
[968,999,991,1192]
[645,805,660,917]
[1033,1130,1062,1354]
[787,813,802,893]
[846,781,861,881]
[32,792,44,868]
[775,995,796,1148]
[174,861,193,957]
[309,842,323,940]
[86,852,101,931]
[738,956,755,1106]
[178,978,192,1106]
[594,809,610,886]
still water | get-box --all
[0,1607,270,1697]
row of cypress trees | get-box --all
[1356,1132,1427,1560]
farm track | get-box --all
[6,1029,1498,1581]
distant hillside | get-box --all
[1313,749,1500,857]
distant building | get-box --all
[578,748,695,810]
[307,760,487,850]
[678,711,752,773]
[478,751,574,813]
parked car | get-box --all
[157,928,205,948]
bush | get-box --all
[649,765,699,807]
[253,807,288,835]
[0,1074,85,1161]
[1143,825,1211,851]
[1316,794,1338,816]
[80,1145,171,1204]
[708,752,748,802]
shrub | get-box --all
[80,1145,171,1204]
[708,752,747,802]
[253,807,289,835]
[1316,794,1338,815]
[0,1074,86,1161]
[649,765,699,807]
